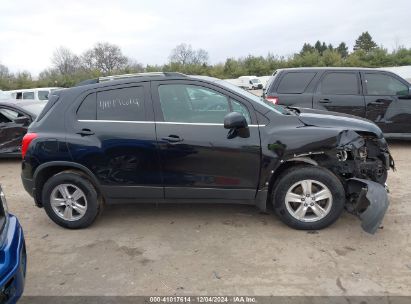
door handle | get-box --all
[162,135,183,143]
[370,99,386,104]
[76,128,95,136]
[318,98,331,104]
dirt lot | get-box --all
[1,141,410,296]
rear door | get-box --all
[362,71,411,134]
[68,82,163,201]
[151,80,261,201]
[313,71,366,117]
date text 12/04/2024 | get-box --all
[149,296,257,303]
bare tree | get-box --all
[169,43,209,65]
[52,47,81,75]
[124,59,145,73]
[81,42,128,74]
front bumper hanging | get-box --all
[346,178,389,234]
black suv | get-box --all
[21,73,394,233]
[264,67,411,139]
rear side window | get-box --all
[77,93,96,120]
[319,72,359,95]
[97,87,145,121]
[277,72,316,94]
[364,73,409,96]
[77,87,146,121]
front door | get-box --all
[151,80,261,200]
[313,71,366,117]
[362,71,411,135]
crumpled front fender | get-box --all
[346,178,389,234]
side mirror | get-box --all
[398,88,411,99]
[14,116,30,125]
[224,112,248,129]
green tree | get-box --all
[223,58,247,78]
[292,50,322,67]
[300,43,315,54]
[321,50,342,66]
[392,47,411,66]
[13,71,33,89]
[336,42,349,58]
[354,31,377,52]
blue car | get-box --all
[0,185,26,303]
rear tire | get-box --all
[273,166,345,230]
[42,171,102,229]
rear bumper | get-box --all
[21,176,34,198]
[0,215,26,304]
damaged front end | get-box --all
[333,130,394,234]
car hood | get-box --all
[295,107,383,138]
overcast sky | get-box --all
[1,0,410,75]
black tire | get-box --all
[42,171,102,229]
[273,166,345,230]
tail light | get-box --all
[22,133,38,159]
[266,96,279,104]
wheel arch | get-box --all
[33,161,101,207]
[265,157,319,211]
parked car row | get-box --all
[263,67,411,139]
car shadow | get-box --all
[96,202,274,228]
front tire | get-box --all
[273,166,345,230]
[42,171,102,229]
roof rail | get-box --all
[74,72,187,87]
[98,72,186,82]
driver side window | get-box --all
[158,84,230,123]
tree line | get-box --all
[1,32,411,90]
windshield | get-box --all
[216,80,291,115]
[251,79,260,83]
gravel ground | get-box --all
[0,140,410,296]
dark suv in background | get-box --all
[21,73,393,233]
[264,68,411,139]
